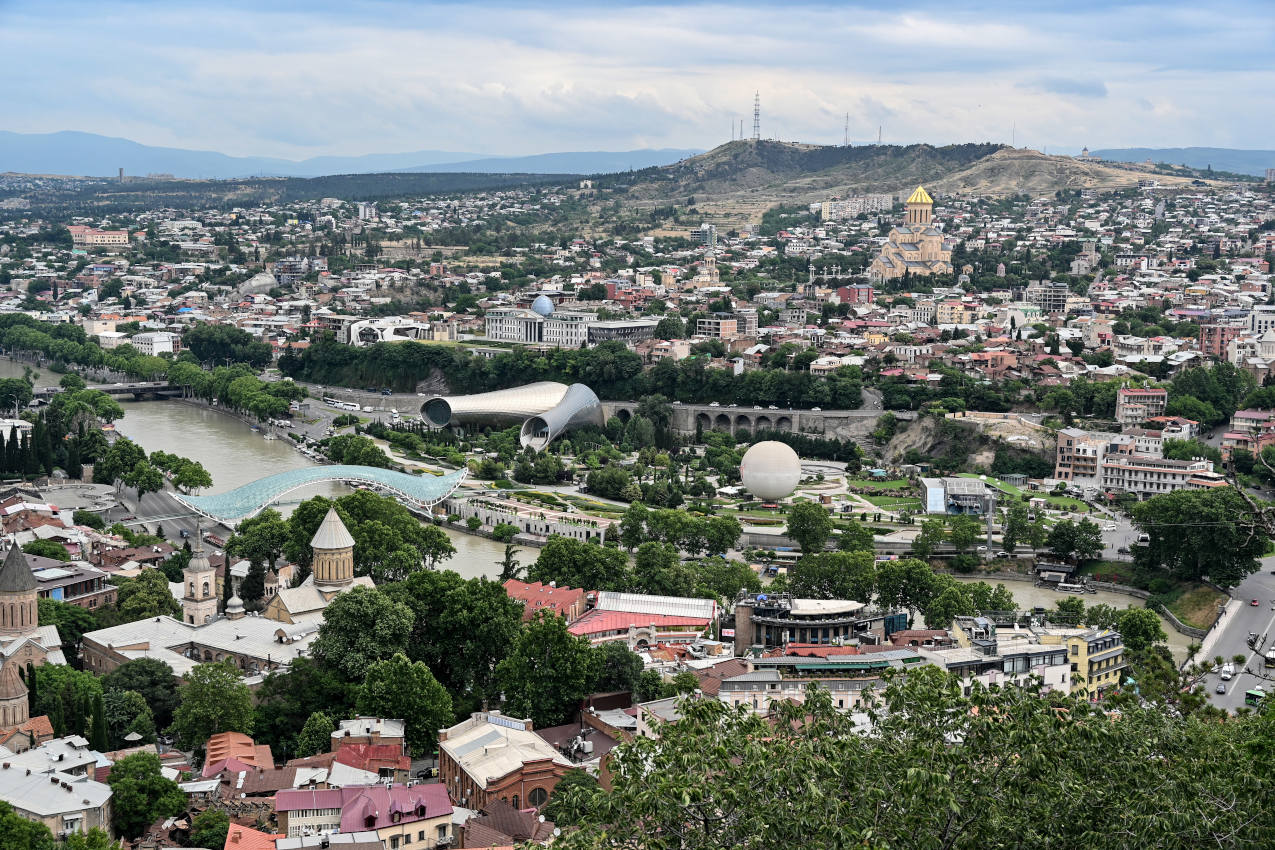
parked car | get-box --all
[381,388,392,396]
[995,551,1012,559]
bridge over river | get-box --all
[601,400,913,441]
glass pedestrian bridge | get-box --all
[173,465,467,523]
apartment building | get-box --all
[1199,323,1245,359]
[1100,455,1222,499]
[1114,387,1168,424]
[129,331,178,357]
[67,226,128,247]
[1039,628,1126,698]
[696,315,739,339]
[0,760,113,837]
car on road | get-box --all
[709,402,720,407]
[381,388,392,395]
[1252,599,1260,607]
[753,405,762,410]
[1117,546,1130,555]
[1103,523,1117,531]
[811,406,821,411]
[1216,682,1227,695]
[768,404,778,410]
[1221,663,1235,680]
[995,551,1012,559]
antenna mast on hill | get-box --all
[753,91,760,140]
[878,125,882,144]
[844,113,850,146]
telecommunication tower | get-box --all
[752,91,760,140]
[844,112,850,146]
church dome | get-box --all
[0,662,27,701]
[531,294,555,317]
[906,186,934,205]
[226,593,245,618]
[0,545,36,593]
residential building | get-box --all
[437,711,572,812]
[696,315,739,339]
[31,561,115,610]
[502,580,587,622]
[275,783,452,848]
[67,226,129,247]
[129,331,178,357]
[1100,455,1223,499]
[1114,387,1168,424]
[0,760,112,837]
[1200,323,1245,359]
[1039,628,1126,698]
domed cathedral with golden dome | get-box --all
[869,185,953,281]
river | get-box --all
[112,399,517,580]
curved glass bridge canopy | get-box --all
[174,465,467,523]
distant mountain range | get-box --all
[1090,147,1275,177]
[0,130,701,179]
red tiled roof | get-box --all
[567,610,710,637]
[503,579,586,620]
[223,824,283,850]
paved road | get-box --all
[1205,559,1275,711]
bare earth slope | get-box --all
[613,141,1220,215]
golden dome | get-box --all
[906,185,933,205]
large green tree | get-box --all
[310,586,414,681]
[1132,487,1267,586]
[168,662,254,751]
[497,611,595,729]
[105,753,184,839]
[784,502,834,554]
[0,800,54,850]
[356,653,453,757]
[788,550,877,601]
[101,657,179,729]
[114,569,182,621]
[552,669,1275,850]
[294,710,336,758]
[528,536,632,591]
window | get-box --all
[528,787,548,807]
[512,795,519,809]
[390,838,400,850]
[437,826,449,842]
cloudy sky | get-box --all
[1,0,1271,158]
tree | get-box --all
[101,658,179,729]
[634,669,668,702]
[311,586,414,681]
[384,572,523,716]
[497,611,595,728]
[785,502,833,554]
[911,518,945,560]
[227,509,290,572]
[22,539,70,561]
[1001,502,1029,552]
[33,663,102,738]
[632,542,693,597]
[1054,596,1087,624]
[1046,520,1080,561]
[123,460,163,501]
[947,514,982,554]
[1072,518,1103,562]
[788,550,876,601]
[37,597,98,663]
[497,542,522,580]
[836,520,874,553]
[106,752,184,839]
[1115,607,1168,653]
[590,642,644,695]
[356,653,453,757]
[541,768,602,824]
[1131,487,1267,586]
[0,799,55,850]
[114,569,182,620]
[294,710,336,758]
[63,829,121,850]
[922,580,976,629]
[528,536,632,591]
[168,661,254,751]
[93,437,145,492]
[874,558,935,614]
[188,810,230,850]
[90,691,108,752]
[102,689,155,749]
[252,658,355,757]
[551,669,1275,850]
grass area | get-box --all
[852,479,911,490]
[861,495,922,510]
[1164,585,1228,630]
[956,473,1091,512]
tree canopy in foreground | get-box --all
[552,668,1275,850]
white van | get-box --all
[1220,663,1234,681]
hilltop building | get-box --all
[869,186,953,281]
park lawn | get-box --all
[854,479,911,490]
[1163,584,1228,630]
[862,495,922,510]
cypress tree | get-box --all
[5,425,17,474]
[25,662,36,717]
[0,428,7,474]
[90,693,108,752]
[63,681,83,737]
[22,432,38,477]
[65,441,82,480]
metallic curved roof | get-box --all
[422,381,569,427]
[173,465,467,523]
[519,383,605,449]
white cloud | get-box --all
[0,1,1270,156]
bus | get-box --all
[1245,687,1266,707]
[322,397,338,407]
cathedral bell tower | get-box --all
[904,185,934,227]
[183,534,219,625]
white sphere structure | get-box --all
[531,294,555,317]
[739,441,802,501]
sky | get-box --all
[1,0,1272,159]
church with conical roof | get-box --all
[263,507,373,624]
[869,186,953,281]
[0,544,66,740]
